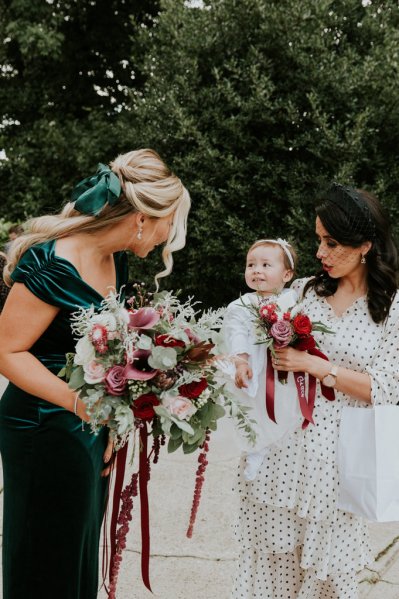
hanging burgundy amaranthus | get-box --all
[108,472,139,599]
[186,429,211,538]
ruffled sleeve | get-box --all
[11,244,84,310]
[365,291,399,405]
[223,296,254,356]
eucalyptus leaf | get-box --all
[154,404,173,420]
[68,366,86,390]
[168,436,183,453]
[170,416,195,435]
[169,423,183,440]
[136,334,153,350]
[182,442,200,454]
[148,346,177,370]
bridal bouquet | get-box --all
[61,285,254,451]
[60,285,255,596]
[246,296,335,427]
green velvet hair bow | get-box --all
[71,163,122,216]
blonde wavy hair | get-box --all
[5,149,191,287]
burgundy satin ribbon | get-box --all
[108,425,152,594]
[265,342,335,428]
[139,423,152,592]
[266,349,277,423]
[293,371,314,426]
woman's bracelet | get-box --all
[73,394,85,430]
[73,394,79,416]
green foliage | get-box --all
[0,0,159,218]
[1,0,399,307]
[0,217,15,248]
[119,0,399,306]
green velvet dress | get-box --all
[0,240,128,599]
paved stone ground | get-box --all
[0,374,399,598]
[98,417,399,599]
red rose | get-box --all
[283,312,291,321]
[178,378,208,399]
[266,303,277,312]
[155,334,185,348]
[269,312,278,323]
[293,314,312,336]
[132,392,160,421]
[259,306,270,320]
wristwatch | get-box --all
[322,365,338,388]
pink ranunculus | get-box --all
[162,394,197,420]
[124,349,158,381]
[90,324,109,354]
[83,360,106,384]
[127,307,160,330]
[104,365,127,396]
[270,320,293,348]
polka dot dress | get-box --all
[231,279,399,599]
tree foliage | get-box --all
[120,0,399,306]
[0,0,159,217]
[1,0,399,307]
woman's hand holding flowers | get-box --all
[272,347,331,381]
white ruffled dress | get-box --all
[221,289,303,479]
[232,279,399,599]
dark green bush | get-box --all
[2,0,399,307]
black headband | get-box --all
[327,183,376,241]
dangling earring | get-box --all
[137,226,143,240]
[361,255,366,264]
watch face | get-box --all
[323,374,336,387]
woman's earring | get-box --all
[361,255,366,264]
[137,226,143,240]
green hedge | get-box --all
[2,0,399,307]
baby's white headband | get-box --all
[256,238,295,269]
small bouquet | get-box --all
[60,284,254,595]
[246,296,335,428]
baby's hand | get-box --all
[235,362,253,389]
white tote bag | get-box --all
[337,405,399,522]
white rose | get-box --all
[162,393,197,420]
[74,336,96,365]
[83,360,106,384]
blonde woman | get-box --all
[0,150,190,599]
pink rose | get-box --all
[270,320,293,348]
[162,394,197,420]
[83,360,106,384]
[104,365,127,396]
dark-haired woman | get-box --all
[232,184,399,599]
